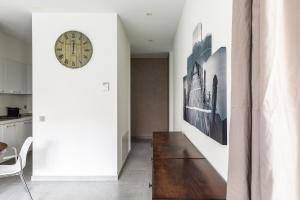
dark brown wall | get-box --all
[131,58,169,139]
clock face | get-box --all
[55,31,93,68]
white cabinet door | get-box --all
[6,60,18,94]
[26,64,32,94]
[17,120,32,147]
[2,121,32,153]
[0,59,7,93]
[0,126,5,163]
[0,125,3,142]
[0,58,30,94]
[15,122,25,152]
[2,123,18,150]
[13,61,26,94]
[23,120,32,151]
[5,60,27,94]
[19,63,27,94]
[23,121,32,139]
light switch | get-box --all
[102,82,110,92]
[39,116,46,122]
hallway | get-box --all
[0,142,152,200]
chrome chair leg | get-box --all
[19,173,34,200]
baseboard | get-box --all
[31,176,118,182]
[132,136,152,143]
[118,149,131,179]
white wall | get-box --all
[0,31,31,64]
[172,0,232,179]
[32,13,129,180]
[0,31,32,116]
[0,95,32,116]
[117,17,131,173]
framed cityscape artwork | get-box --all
[183,23,227,145]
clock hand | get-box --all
[72,41,75,54]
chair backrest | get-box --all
[18,137,33,169]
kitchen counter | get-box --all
[0,114,32,125]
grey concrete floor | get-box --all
[0,142,152,200]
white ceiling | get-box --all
[0,0,185,54]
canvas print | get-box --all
[183,23,227,145]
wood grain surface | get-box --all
[152,131,226,200]
[153,131,205,159]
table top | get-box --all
[153,132,205,159]
[153,159,226,199]
[0,142,8,153]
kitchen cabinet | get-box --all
[6,59,21,94]
[2,123,18,151]
[18,120,32,150]
[26,64,32,94]
[0,119,32,153]
[0,58,32,94]
[0,125,3,142]
[0,59,7,93]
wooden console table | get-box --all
[153,132,205,159]
[152,131,226,200]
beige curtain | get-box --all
[227,0,300,199]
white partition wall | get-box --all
[32,13,130,181]
[117,17,131,174]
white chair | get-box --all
[0,137,33,200]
